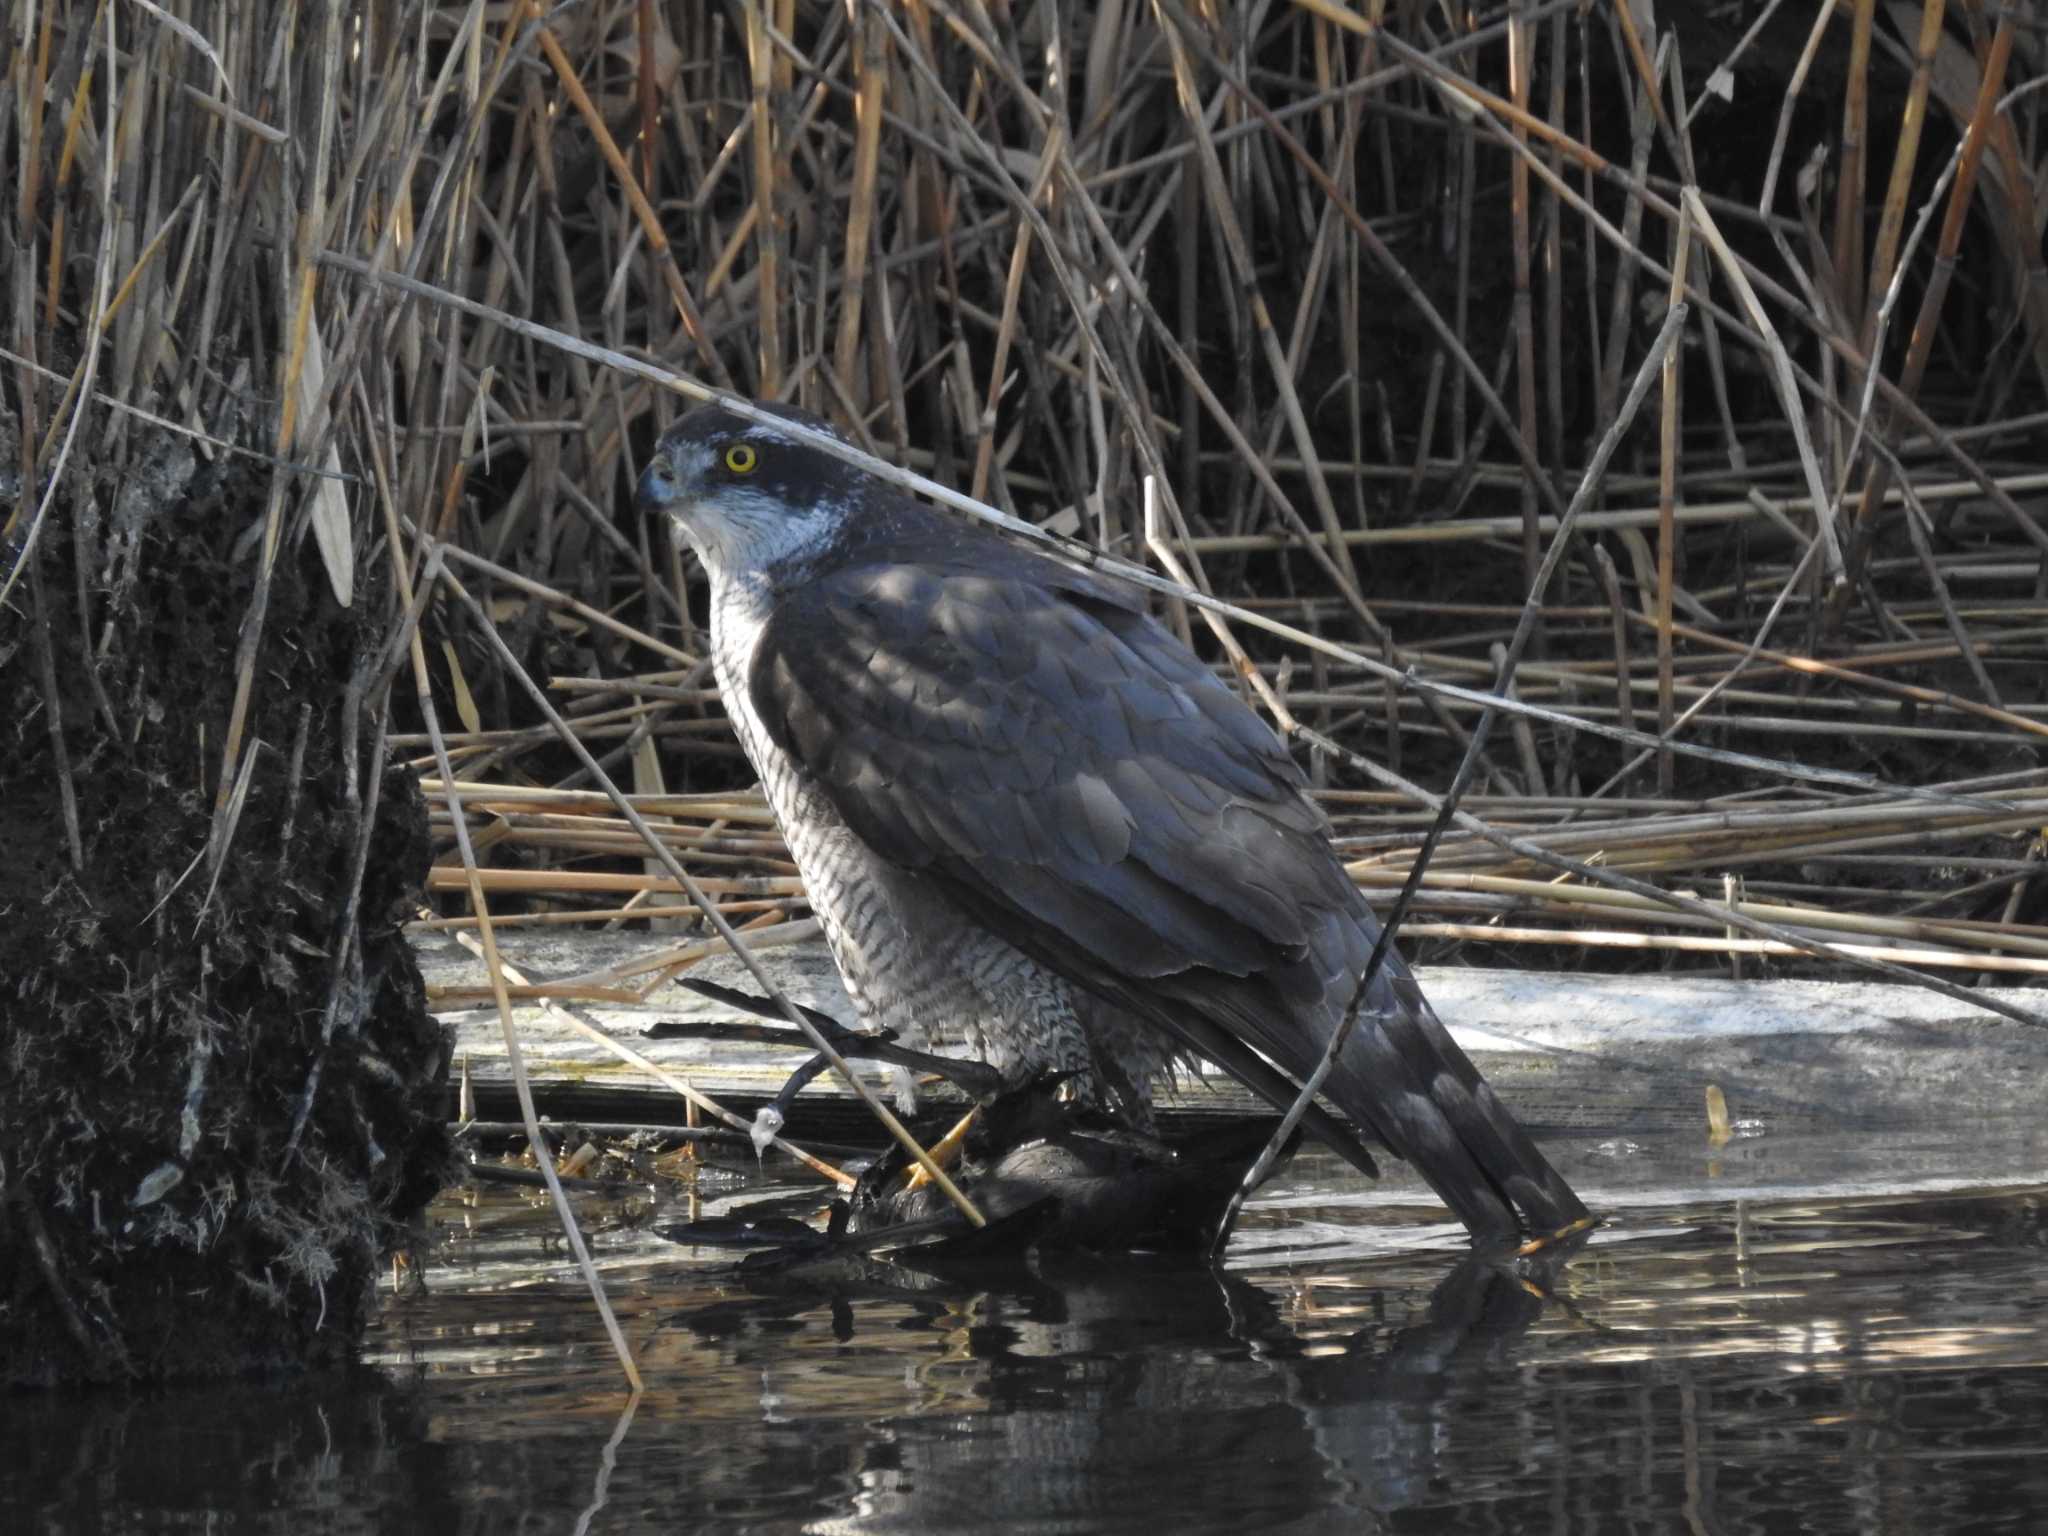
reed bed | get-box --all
[412,5,2048,1002]
[6,0,2044,1040]
[21,3,2038,976]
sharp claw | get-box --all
[899,1107,980,1192]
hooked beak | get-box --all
[637,447,685,516]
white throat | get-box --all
[668,484,844,589]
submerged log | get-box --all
[0,449,449,1387]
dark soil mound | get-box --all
[1,446,450,1385]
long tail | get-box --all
[1183,941,1587,1244]
[988,885,1587,1244]
[1326,964,1586,1241]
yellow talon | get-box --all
[1516,1213,1601,1257]
[900,1107,980,1192]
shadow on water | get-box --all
[6,1143,2048,1534]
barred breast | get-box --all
[708,572,1160,1104]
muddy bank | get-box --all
[1,445,449,1385]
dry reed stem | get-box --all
[379,484,641,1387]
[444,929,854,1189]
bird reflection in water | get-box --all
[661,1187,1584,1534]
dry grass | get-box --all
[10,6,2048,1071]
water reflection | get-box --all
[5,1169,2047,1535]
[665,1245,1567,1533]
[0,1370,462,1533]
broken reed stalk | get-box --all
[373,429,640,1385]
[444,930,855,1189]
[415,658,644,1391]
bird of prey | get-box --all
[639,401,1587,1247]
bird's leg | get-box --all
[1081,1034,1155,1133]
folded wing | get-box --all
[748,524,1585,1242]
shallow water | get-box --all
[7,1122,2048,1535]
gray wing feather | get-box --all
[754,545,1329,975]
[749,519,1585,1241]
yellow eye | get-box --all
[724,443,759,474]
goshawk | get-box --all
[639,401,1586,1246]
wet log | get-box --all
[417,927,2048,1143]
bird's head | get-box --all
[637,401,872,580]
